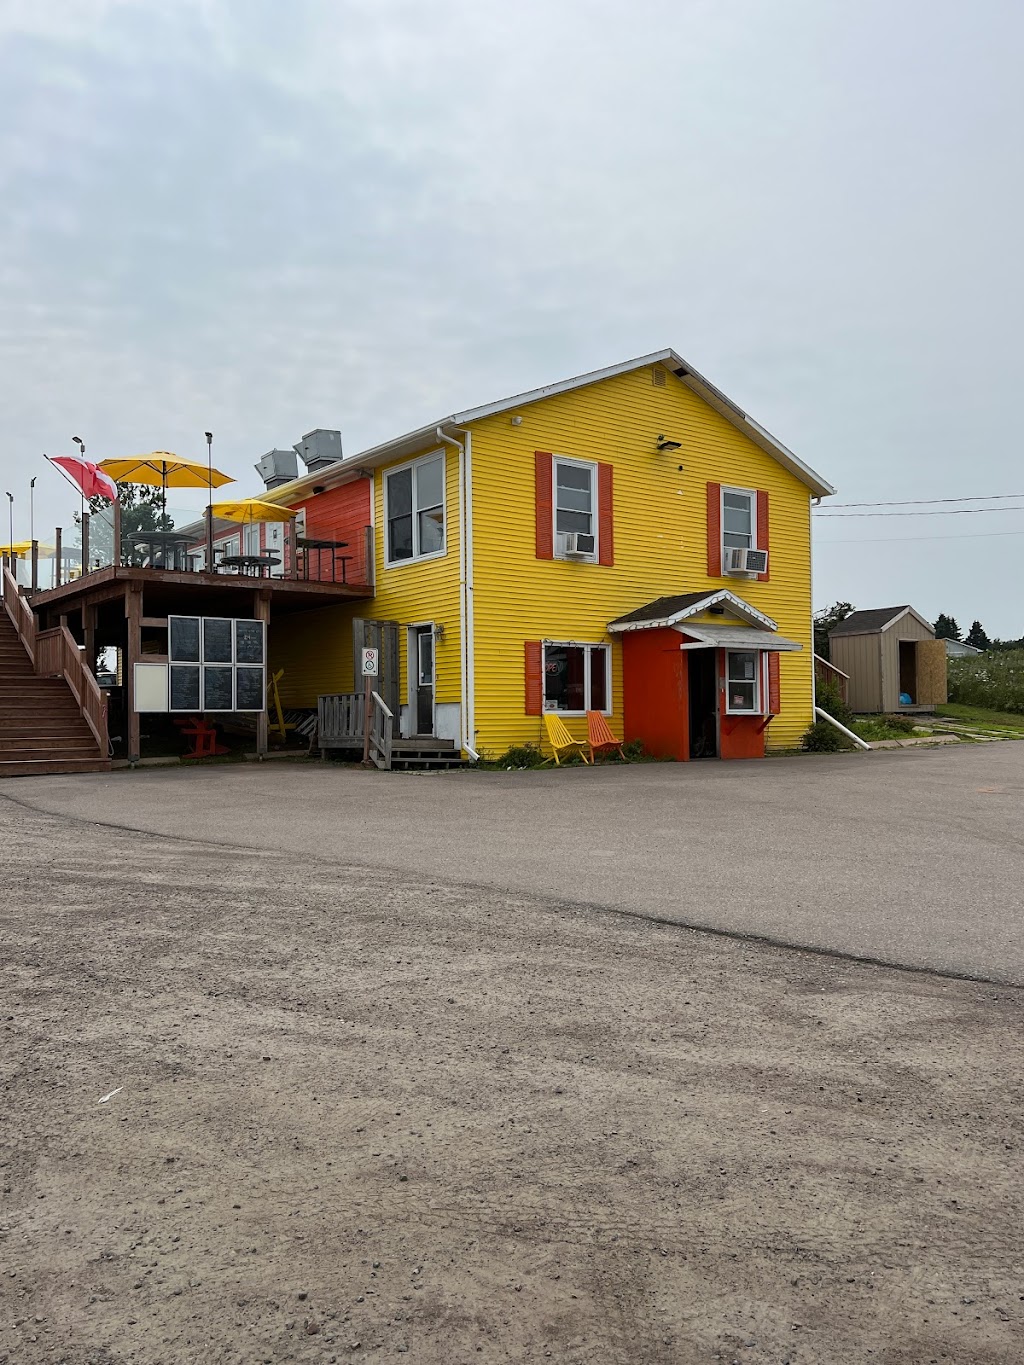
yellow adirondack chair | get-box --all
[542,712,591,765]
[587,710,626,762]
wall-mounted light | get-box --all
[656,434,682,452]
[434,623,446,643]
[511,416,523,427]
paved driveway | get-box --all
[3,742,1023,983]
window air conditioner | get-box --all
[724,547,768,576]
[564,532,596,558]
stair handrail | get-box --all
[368,690,394,771]
[40,624,109,755]
[1,558,37,667]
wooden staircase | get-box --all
[389,737,466,772]
[0,607,110,778]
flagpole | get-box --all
[205,431,214,572]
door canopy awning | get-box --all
[676,624,802,652]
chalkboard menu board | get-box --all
[235,666,265,711]
[235,619,265,665]
[169,616,201,663]
[203,617,233,664]
[202,665,234,711]
[169,664,201,711]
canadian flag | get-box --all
[47,455,118,502]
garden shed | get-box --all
[829,606,947,713]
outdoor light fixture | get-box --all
[656,434,682,452]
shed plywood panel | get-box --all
[830,633,882,712]
[916,639,948,705]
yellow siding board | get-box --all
[467,366,815,755]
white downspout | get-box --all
[436,425,479,760]
[815,706,871,751]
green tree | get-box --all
[813,602,855,660]
[933,613,962,641]
[965,620,990,650]
[80,484,171,564]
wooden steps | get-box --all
[0,610,109,778]
[389,737,466,772]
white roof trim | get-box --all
[608,589,778,634]
[247,348,835,505]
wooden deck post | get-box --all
[81,512,90,577]
[113,499,122,567]
[84,604,98,674]
[30,540,38,591]
[254,590,271,759]
[287,517,298,580]
[126,584,142,763]
[54,528,62,587]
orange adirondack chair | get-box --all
[587,710,626,762]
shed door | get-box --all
[915,639,948,706]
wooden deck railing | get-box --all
[814,653,850,704]
[367,691,394,771]
[317,690,394,770]
[2,559,37,667]
[3,558,108,756]
[36,626,109,755]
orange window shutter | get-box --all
[706,482,722,577]
[525,641,543,715]
[756,490,770,580]
[598,462,614,566]
[535,451,554,560]
[768,652,781,715]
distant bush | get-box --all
[815,679,854,728]
[801,720,853,753]
[948,650,1024,715]
[882,713,917,734]
[494,741,546,769]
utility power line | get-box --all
[816,505,1024,518]
[820,493,1024,508]
[817,527,1024,545]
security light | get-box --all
[656,434,682,452]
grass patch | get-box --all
[948,650,1024,714]
[935,703,1024,733]
[851,714,924,742]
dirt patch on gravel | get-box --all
[1,796,1021,1364]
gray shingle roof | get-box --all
[608,592,716,628]
[829,606,912,637]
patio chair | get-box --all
[542,712,591,765]
[587,711,626,763]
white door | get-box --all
[265,522,286,577]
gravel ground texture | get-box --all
[1,793,1022,1364]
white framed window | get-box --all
[726,650,760,714]
[722,486,755,552]
[554,456,597,560]
[385,452,446,566]
[542,641,610,715]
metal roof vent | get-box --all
[294,428,343,474]
[255,449,299,490]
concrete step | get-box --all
[0,757,110,778]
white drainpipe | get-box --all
[436,425,478,760]
[815,706,871,751]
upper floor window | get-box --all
[554,457,597,560]
[386,452,445,565]
[722,488,754,551]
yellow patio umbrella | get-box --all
[98,452,234,515]
[209,497,290,525]
[1,541,56,557]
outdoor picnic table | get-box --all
[127,530,193,571]
[219,552,281,578]
[297,536,350,583]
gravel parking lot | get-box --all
[1,779,1021,1365]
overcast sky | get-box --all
[2,0,1022,634]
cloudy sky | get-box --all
[1,0,1021,634]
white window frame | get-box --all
[384,450,447,568]
[721,484,757,564]
[725,648,762,715]
[553,455,599,562]
[541,640,611,716]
